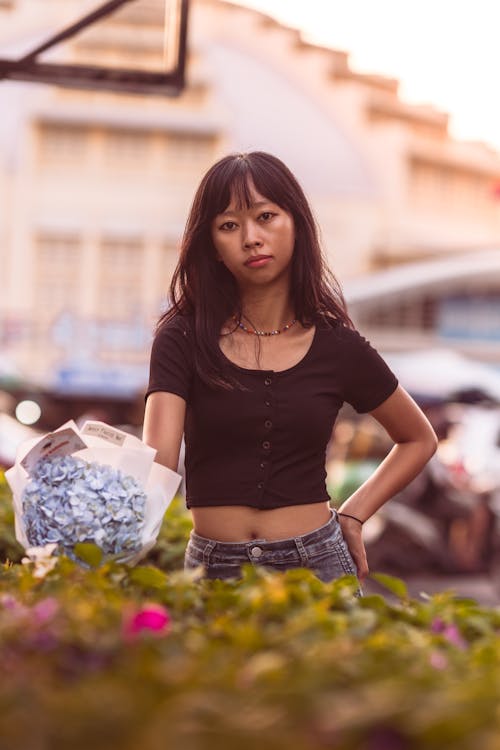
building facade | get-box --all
[1,0,500,401]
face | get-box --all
[210,183,295,289]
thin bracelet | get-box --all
[338,512,364,525]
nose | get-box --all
[242,221,263,249]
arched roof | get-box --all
[343,249,500,304]
[201,39,377,197]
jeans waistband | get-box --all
[188,506,339,553]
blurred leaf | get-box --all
[128,565,168,589]
[0,471,24,563]
[370,573,409,600]
[2,479,500,749]
[74,542,103,568]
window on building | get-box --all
[153,243,179,309]
[98,238,144,318]
[408,157,492,213]
[164,131,217,172]
[162,243,179,283]
[358,294,436,331]
[35,234,81,321]
[37,123,88,169]
[102,128,151,170]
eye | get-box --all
[219,220,238,231]
[259,211,276,222]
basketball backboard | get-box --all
[0,0,189,96]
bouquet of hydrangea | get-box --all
[5,420,182,566]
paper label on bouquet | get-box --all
[81,421,127,447]
[20,428,88,474]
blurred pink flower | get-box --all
[32,597,59,624]
[429,651,448,670]
[0,594,28,620]
[430,617,446,633]
[443,624,467,649]
[430,617,467,649]
[0,594,20,610]
[122,603,171,640]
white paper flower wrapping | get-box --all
[5,420,182,566]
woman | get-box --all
[143,151,437,590]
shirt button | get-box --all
[262,440,271,450]
[257,482,264,490]
[265,400,271,407]
[264,420,272,429]
[264,377,272,386]
[260,461,266,469]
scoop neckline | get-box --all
[217,324,318,375]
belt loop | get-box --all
[294,536,309,566]
[203,540,216,566]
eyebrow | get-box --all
[219,200,272,216]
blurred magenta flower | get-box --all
[430,617,467,649]
[122,603,171,640]
[367,726,410,749]
[0,593,29,620]
[32,597,59,624]
[429,651,448,670]
[0,594,20,610]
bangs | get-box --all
[204,154,295,219]
[222,170,256,213]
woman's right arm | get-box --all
[142,392,186,473]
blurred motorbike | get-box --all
[330,403,500,579]
[365,406,500,575]
[363,456,491,576]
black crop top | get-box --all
[145,315,399,510]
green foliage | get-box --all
[1,471,500,749]
[0,470,24,563]
[371,572,409,599]
[73,542,104,568]
[143,493,193,571]
[328,459,381,504]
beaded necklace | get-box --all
[232,315,297,337]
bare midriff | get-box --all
[190,500,332,542]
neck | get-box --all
[237,287,295,332]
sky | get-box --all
[236,0,500,154]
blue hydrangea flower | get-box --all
[22,456,147,562]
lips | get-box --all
[244,255,272,267]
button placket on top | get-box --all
[258,372,274,496]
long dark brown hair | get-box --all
[158,151,354,389]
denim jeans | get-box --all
[184,507,362,593]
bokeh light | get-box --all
[15,400,42,425]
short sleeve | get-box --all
[338,325,399,413]
[145,316,194,402]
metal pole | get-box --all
[19,0,136,63]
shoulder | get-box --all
[315,316,357,345]
[157,312,193,336]
[314,317,399,412]
[146,313,194,401]
[315,317,391,371]
[154,312,193,345]
[150,313,195,364]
